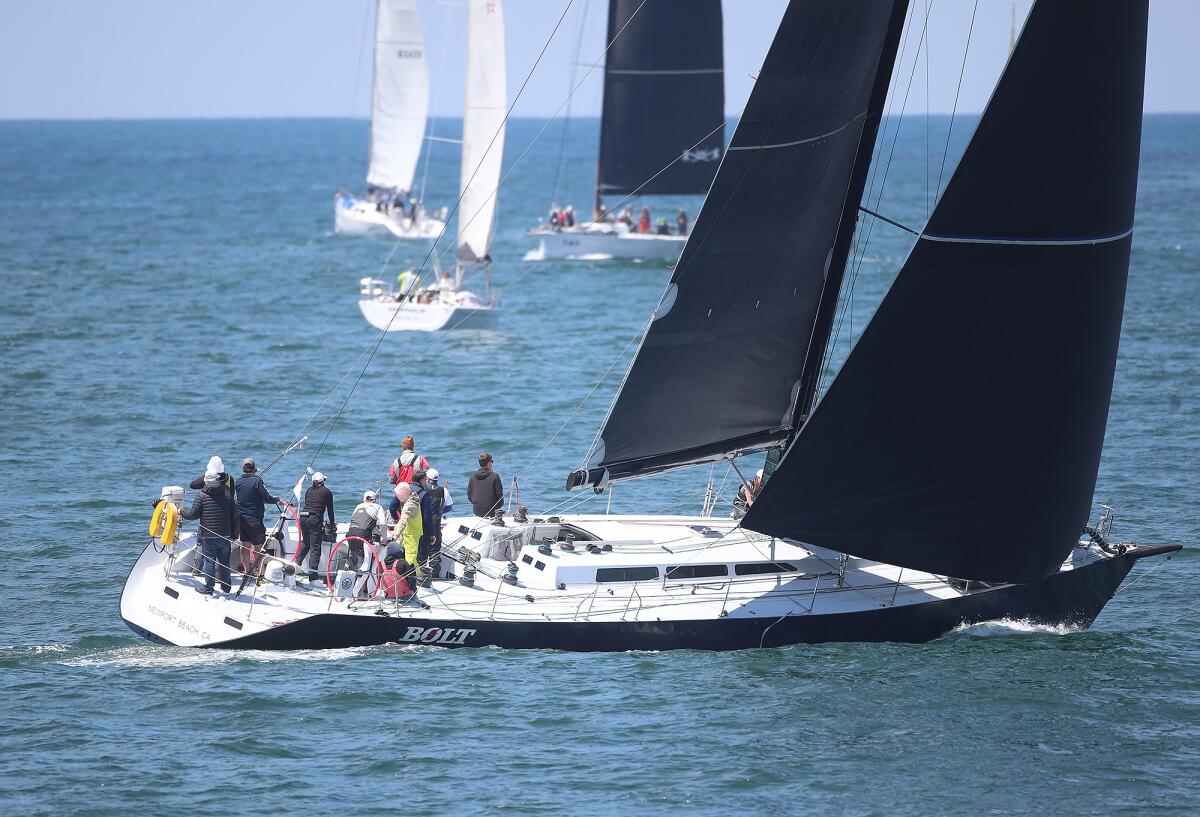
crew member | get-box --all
[655,218,670,235]
[389,482,424,591]
[638,206,651,234]
[467,451,504,518]
[347,489,390,570]
[731,469,764,520]
[564,205,576,228]
[389,436,430,515]
[234,457,280,573]
[420,469,449,580]
[296,472,335,583]
[179,471,240,595]
[677,210,689,236]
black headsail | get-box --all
[596,0,725,206]
[744,0,1149,584]
[568,0,911,490]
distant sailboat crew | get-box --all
[528,0,724,261]
[358,0,506,332]
[335,0,448,239]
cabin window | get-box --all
[734,562,799,576]
[665,564,728,580]
[596,567,659,583]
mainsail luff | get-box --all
[457,0,506,264]
[367,0,429,194]
[595,0,724,204]
[744,0,1149,584]
[568,0,911,490]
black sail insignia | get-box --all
[596,0,724,199]
[569,0,911,490]
[744,0,1149,584]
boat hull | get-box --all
[122,544,1171,652]
[334,196,445,239]
[528,227,686,261]
[357,295,498,332]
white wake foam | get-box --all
[943,618,1082,640]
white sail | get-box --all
[366,0,429,194]
[457,0,506,263]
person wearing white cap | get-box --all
[346,489,390,572]
[188,455,233,494]
[295,472,335,583]
[419,469,450,581]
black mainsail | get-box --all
[569,0,911,490]
[595,0,724,210]
[743,0,1149,584]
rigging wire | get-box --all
[336,0,375,191]
[302,0,582,471]
[935,0,980,201]
[817,0,933,399]
[549,0,592,207]
[417,0,457,202]
[276,0,655,472]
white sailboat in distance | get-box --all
[358,0,505,331]
[335,0,448,239]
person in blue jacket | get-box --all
[234,457,280,572]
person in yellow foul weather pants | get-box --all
[390,482,424,593]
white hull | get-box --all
[119,511,1159,651]
[527,226,687,261]
[358,287,498,332]
[334,195,446,239]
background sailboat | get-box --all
[335,0,448,239]
[358,0,505,331]
[528,0,724,261]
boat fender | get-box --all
[149,500,167,539]
[159,502,180,546]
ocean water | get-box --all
[0,115,1197,815]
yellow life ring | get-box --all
[160,502,180,545]
[149,501,167,538]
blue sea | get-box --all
[0,115,1196,815]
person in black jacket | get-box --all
[467,452,504,518]
[234,457,280,572]
[180,473,241,595]
[421,468,448,581]
[296,472,335,583]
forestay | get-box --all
[744,0,1149,584]
[367,0,429,194]
[457,0,506,263]
[569,0,910,489]
[597,0,724,198]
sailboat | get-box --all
[357,0,505,332]
[527,0,724,261]
[334,0,448,239]
[121,0,1178,650]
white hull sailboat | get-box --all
[335,0,446,239]
[527,227,686,262]
[529,0,724,262]
[357,0,506,332]
[124,0,1179,651]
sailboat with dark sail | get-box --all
[121,0,1178,650]
[527,0,725,261]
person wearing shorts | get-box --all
[234,457,280,573]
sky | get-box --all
[0,0,1197,120]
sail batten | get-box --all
[367,0,429,194]
[596,0,725,199]
[569,0,911,490]
[744,0,1149,584]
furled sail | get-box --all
[596,0,725,198]
[568,0,910,490]
[367,0,429,194]
[744,0,1149,584]
[457,0,507,263]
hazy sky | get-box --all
[1,0,1196,120]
